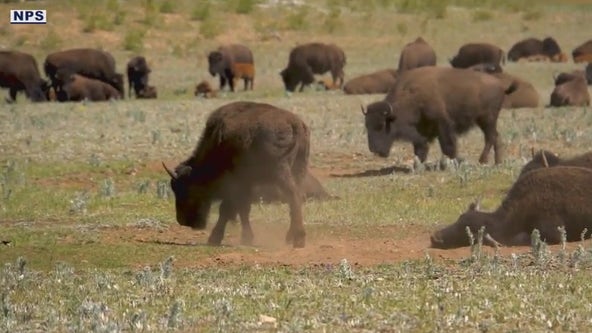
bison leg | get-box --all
[238,199,254,246]
[399,125,430,162]
[277,171,305,248]
[228,75,235,92]
[207,199,237,246]
[7,88,18,103]
[437,121,458,160]
[219,76,227,91]
[476,119,502,164]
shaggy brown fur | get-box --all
[431,166,592,249]
[550,73,590,107]
[508,37,564,62]
[126,56,151,98]
[280,42,346,92]
[137,85,157,99]
[207,44,254,92]
[572,39,592,63]
[519,150,592,177]
[397,37,437,72]
[163,101,310,248]
[342,69,398,95]
[57,74,121,102]
[0,50,47,102]
[495,73,539,109]
[363,67,516,165]
[194,80,218,98]
[450,42,505,68]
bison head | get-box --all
[207,51,225,77]
[163,162,211,230]
[362,101,396,158]
[430,200,498,249]
[111,73,125,97]
[280,67,299,92]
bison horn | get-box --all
[360,104,367,116]
[540,149,549,168]
[469,195,483,211]
[162,161,177,179]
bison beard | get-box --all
[163,101,310,248]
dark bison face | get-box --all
[163,163,211,230]
[280,68,299,92]
[362,101,396,158]
[208,51,224,76]
[430,203,494,249]
[112,74,125,96]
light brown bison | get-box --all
[194,80,217,98]
[495,73,539,109]
[572,39,592,63]
[507,37,566,62]
[362,67,517,165]
[549,73,590,107]
[397,37,437,72]
[126,56,151,98]
[342,69,398,95]
[450,42,505,69]
[431,166,592,249]
[553,70,586,86]
[137,85,157,99]
[519,149,592,177]
[207,44,254,92]
[163,101,310,248]
[0,50,47,103]
[44,48,124,97]
[57,74,121,102]
[280,42,346,92]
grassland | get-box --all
[2,0,592,331]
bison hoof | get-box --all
[286,229,306,248]
[207,233,223,246]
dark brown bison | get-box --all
[342,69,398,95]
[519,149,592,177]
[507,37,566,62]
[207,44,254,92]
[44,48,124,97]
[56,74,121,102]
[126,56,151,98]
[194,80,217,98]
[549,73,590,107]
[280,42,346,92]
[572,39,592,63]
[0,50,47,103]
[397,37,437,72]
[137,85,157,99]
[553,70,585,86]
[431,166,592,249]
[362,67,517,165]
[252,171,333,203]
[450,42,505,69]
[162,101,310,248]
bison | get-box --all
[207,44,254,92]
[362,67,517,165]
[572,39,592,63]
[397,37,437,72]
[194,80,217,98]
[280,42,346,92]
[553,70,586,86]
[137,85,157,99]
[507,37,566,62]
[430,166,592,249]
[519,149,592,177]
[450,42,505,69]
[56,74,121,102]
[126,56,151,98]
[342,69,398,95]
[0,50,47,103]
[549,72,590,107]
[469,64,538,109]
[44,48,124,97]
[162,101,310,248]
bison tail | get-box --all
[504,80,518,95]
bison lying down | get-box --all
[363,67,516,165]
[431,166,592,249]
[163,101,310,248]
[519,149,592,177]
[342,69,398,95]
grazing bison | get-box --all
[137,85,157,99]
[163,101,310,248]
[194,80,217,98]
[56,74,121,102]
[207,44,254,92]
[342,69,398,95]
[0,50,47,103]
[252,171,333,203]
[44,48,124,97]
[572,39,592,63]
[362,67,517,165]
[126,56,151,98]
[507,37,566,62]
[280,42,346,92]
[519,150,592,177]
[397,37,437,72]
[430,166,592,249]
[549,73,590,107]
[450,42,505,69]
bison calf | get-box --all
[137,85,157,99]
[57,74,121,102]
[194,80,218,98]
[163,101,310,248]
[431,166,592,249]
[342,69,398,95]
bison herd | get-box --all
[4,35,592,251]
